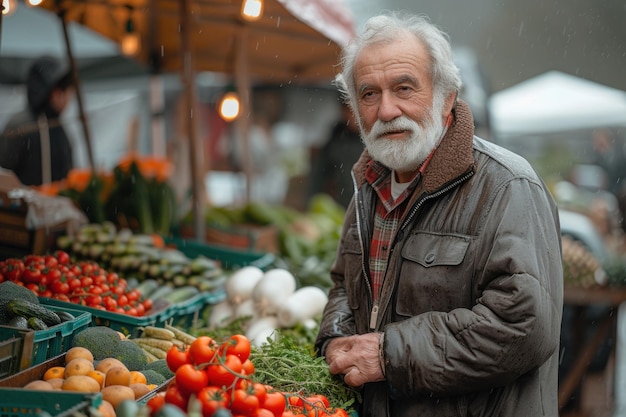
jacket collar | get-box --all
[352,99,476,193]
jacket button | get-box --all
[425,253,435,264]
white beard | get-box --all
[361,95,447,172]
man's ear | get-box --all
[444,91,458,115]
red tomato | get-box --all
[287,395,303,408]
[230,388,260,416]
[197,386,228,417]
[175,363,209,395]
[257,409,276,417]
[304,395,330,410]
[241,358,255,376]
[146,392,166,414]
[43,255,58,269]
[206,354,242,388]
[44,268,62,283]
[50,279,69,295]
[189,336,219,366]
[263,392,287,417]
[167,345,191,373]
[21,266,43,284]
[165,383,189,411]
[53,250,71,265]
[281,410,307,417]
[221,334,252,363]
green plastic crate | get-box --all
[0,304,91,377]
[166,237,275,270]
[39,297,173,338]
[0,390,102,417]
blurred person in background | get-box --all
[308,100,364,208]
[0,55,75,186]
[315,11,563,417]
[591,128,626,232]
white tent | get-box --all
[489,71,626,138]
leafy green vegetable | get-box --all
[250,331,360,414]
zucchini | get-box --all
[8,300,61,326]
[160,286,200,304]
[27,317,48,330]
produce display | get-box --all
[0,251,154,316]
[56,222,227,294]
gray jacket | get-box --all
[315,100,563,417]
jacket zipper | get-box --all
[351,171,375,320]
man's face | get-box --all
[353,32,448,173]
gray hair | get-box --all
[335,12,462,112]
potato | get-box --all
[101,385,136,409]
[62,375,101,393]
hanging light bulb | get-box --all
[219,92,241,122]
[241,0,263,21]
[2,0,18,16]
[27,0,43,6]
[121,7,141,56]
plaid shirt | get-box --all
[365,161,422,301]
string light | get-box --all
[2,0,17,16]
[219,92,241,122]
[241,0,263,21]
[121,6,140,56]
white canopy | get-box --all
[489,71,626,138]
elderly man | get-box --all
[315,11,563,417]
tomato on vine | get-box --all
[230,388,260,416]
[221,334,252,363]
[197,386,228,416]
[189,336,218,366]
[206,354,243,388]
[263,392,287,417]
[175,363,209,395]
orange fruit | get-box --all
[105,365,131,387]
[86,370,106,389]
[64,358,95,378]
[65,347,94,364]
[129,370,147,385]
[43,366,65,381]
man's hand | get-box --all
[325,333,384,387]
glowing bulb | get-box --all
[121,17,141,56]
[27,0,43,6]
[219,92,240,122]
[2,0,17,16]
[241,0,263,21]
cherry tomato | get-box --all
[166,345,190,375]
[206,353,242,388]
[304,395,330,410]
[164,383,189,411]
[175,363,209,395]
[281,410,307,417]
[263,392,287,417]
[241,358,255,376]
[189,336,218,366]
[221,334,252,363]
[21,266,43,284]
[230,388,260,416]
[257,409,276,417]
[50,279,69,295]
[287,395,303,408]
[197,386,228,417]
[54,250,71,265]
[146,392,165,414]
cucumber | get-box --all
[56,311,75,323]
[135,279,160,298]
[27,317,48,330]
[148,285,175,302]
[7,315,29,329]
[7,300,61,326]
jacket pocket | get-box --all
[396,231,472,316]
[341,224,365,310]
